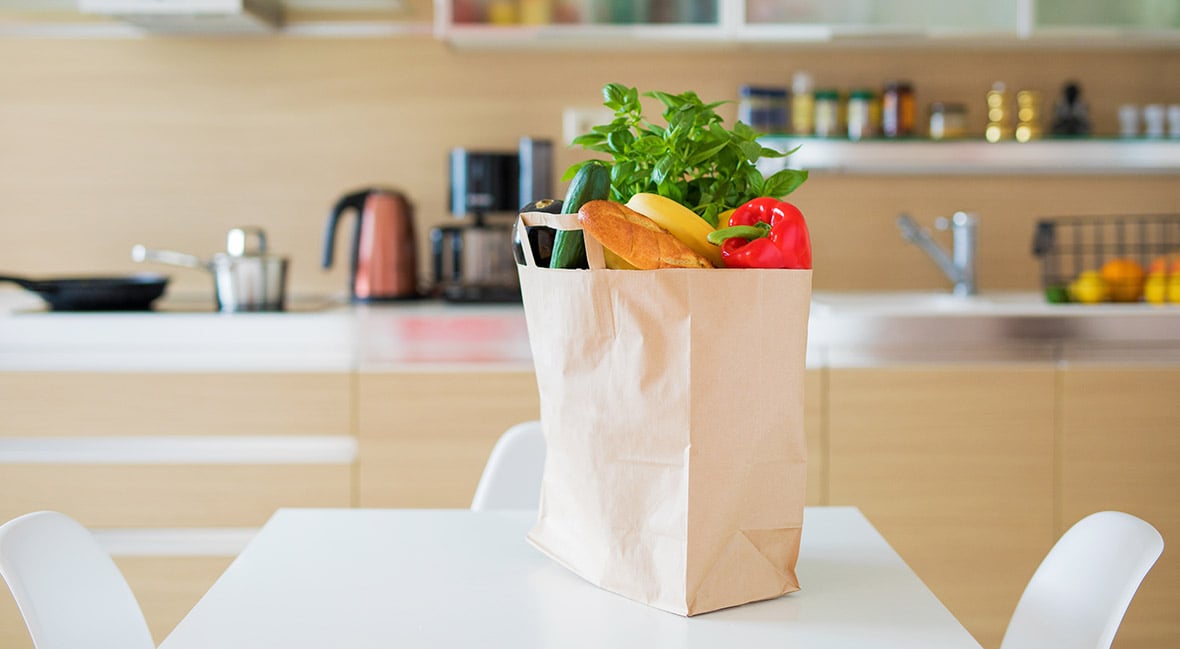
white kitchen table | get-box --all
[159,507,982,649]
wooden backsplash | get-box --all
[0,36,1177,297]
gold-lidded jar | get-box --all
[986,81,1010,143]
[1015,90,1042,143]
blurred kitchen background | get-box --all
[1,0,1178,300]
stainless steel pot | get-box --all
[132,227,289,312]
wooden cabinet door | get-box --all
[828,365,1056,649]
[1060,367,1180,649]
[357,371,541,508]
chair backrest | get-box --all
[471,420,546,511]
[0,511,155,649]
[1000,510,1164,649]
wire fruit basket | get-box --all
[1031,215,1180,304]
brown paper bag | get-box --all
[516,211,811,616]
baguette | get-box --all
[577,200,713,270]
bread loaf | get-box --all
[577,200,713,270]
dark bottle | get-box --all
[882,81,916,138]
[1050,81,1092,137]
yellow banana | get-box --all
[624,193,724,267]
[603,248,638,270]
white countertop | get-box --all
[1,289,1177,371]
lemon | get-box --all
[1069,270,1109,304]
[1145,273,1168,305]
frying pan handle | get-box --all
[0,275,53,292]
[131,245,207,270]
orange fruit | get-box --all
[1148,254,1180,276]
[1100,258,1146,302]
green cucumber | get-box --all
[550,161,611,269]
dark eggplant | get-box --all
[515,199,562,267]
[0,273,169,311]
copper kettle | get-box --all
[323,188,419,301]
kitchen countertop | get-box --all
[1,289,1178,371]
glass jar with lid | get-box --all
[929,103,967,140]
[882,81,915,138]
[847,89,876,140]
[738,85,789,134]
[813,89,842,137]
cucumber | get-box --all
[550,161,611,269]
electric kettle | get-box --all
[323,188,420,301]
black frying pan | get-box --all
[0,273,170,311]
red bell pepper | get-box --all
[706,197,812,269]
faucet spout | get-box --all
[896,212,978,296]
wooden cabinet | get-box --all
[827,365,1057,649]
[0,371,355,649]
[1059,366,1180,649]
[356,371,541,508]
[2,357,1177,649]
[0,372,353,437]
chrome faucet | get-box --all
[896,212,978,296]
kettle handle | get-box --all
[322,191,374,293]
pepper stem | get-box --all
[706,222,771,246]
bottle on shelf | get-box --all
[1050,81,1091,137]
[738,85,789,134]
[791,72,815,136]
[882,81,915,138]
[519,0,554,24]
[813,89,842,137]
[847,89,876,141]
[1015,90,1043,143]
[985,82,1010,143]
[929,102,967,141]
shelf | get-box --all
[434,23,732,48]
[756,138,1180,175]
[432,0,1180,49]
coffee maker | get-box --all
[432,137,552,303]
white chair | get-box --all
[0,511,155,649]
[1000,510,1164,649]
[471,420,546,511]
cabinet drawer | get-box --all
[0,464,352,527]
[0,373,352,437]
[357,371,540,508]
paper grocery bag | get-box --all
[515,211,811,616]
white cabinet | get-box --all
[433,0,1180,46]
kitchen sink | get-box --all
[811,291,1046,314]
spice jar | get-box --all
[813,89,841,137]
[847,89,876,140]
[790,71,815,136]
[929,102,967,140]
[738,85,789,134]
[882,81,915,138]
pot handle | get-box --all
[0,274,51,292]
[227,227,268,257]
[131,245,206,270]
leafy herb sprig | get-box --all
[564,83,807,228]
